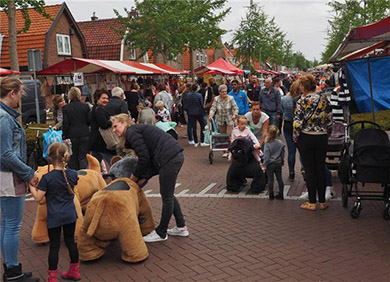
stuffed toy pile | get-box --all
[226,138,266,193]
[77,177,155,263]
[31,154,106,243]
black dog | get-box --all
[226,138,266,193]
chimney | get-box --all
[91,12,98,21]
[129,8,138,18]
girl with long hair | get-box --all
[30,143,80,282]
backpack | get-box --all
[42,127,64,159]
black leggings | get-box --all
[156,152,185,238]
[48,222,78,270]
[297,133,328,203]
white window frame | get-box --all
[129,46,136,60]
[143,52,149,63]
[56,34,71,56]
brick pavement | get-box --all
[12,126,390,281]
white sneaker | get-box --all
[194,143,199,147]
[222,153,228,158]
[167,226,189,237]
[200,142,209,147]
[299,191,309,200]
[325,186,335,200]
[188,140,195,145]
[143,230,168,243]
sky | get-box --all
[45,0,331,61]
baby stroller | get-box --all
[208,118,230,164]
[338,121,390,219]
[326,120,348,170]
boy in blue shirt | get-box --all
[228,79,249,115]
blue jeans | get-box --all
[0,195,25,267]
[283,121,296,174]
[265,111,279,127]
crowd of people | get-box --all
[1,68,340,281]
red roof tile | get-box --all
[0,4,62,68]
[78,18,125,60]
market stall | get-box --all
[194,58,244,76]
[328,17,390,119]
[0,67,20,75]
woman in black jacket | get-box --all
[125,82,141,122]
[111,113,189,243]
[62,87,90,170]
[89,90,116,165]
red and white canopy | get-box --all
[194,58,244,76]
[37,58,154,75]
[139,63,188,75]
[0,67,20,75]
[329,17,390,63]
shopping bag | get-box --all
[99,127,121,151]
[203,129,211,144]
[42,127,63,159]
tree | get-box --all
[115,0,230,77]
[232,1,278,72]
[232,1,301,71]
[0,0,51,71]
[322,0,390,63]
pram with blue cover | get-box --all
[207,118,230,164]
[338,121,390,219]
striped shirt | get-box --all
[337,68,351,105]
[330,88,344,121]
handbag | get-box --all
[42,127,63,159]
[99,127,121,151]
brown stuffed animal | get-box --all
[31,154,106,243]
[78,177,155,263]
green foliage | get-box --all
[292,51,312,71]
[0,0,52,34]
[232,1,312,71]
[351,110,390,130]
[114,0,230,62]
[322,0,390,63]
[24,124,50,166]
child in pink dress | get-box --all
[229,115,262,162]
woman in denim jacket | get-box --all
[0,77,39,282]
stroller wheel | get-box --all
[351,202,362,219]
[209,151,213,164]
[383,204,390,220]
[342,184,348,207]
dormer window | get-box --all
[56,34,71,55]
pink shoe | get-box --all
[61,262,80,281]
[47,269,58,282]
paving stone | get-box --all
[17,126,390,281]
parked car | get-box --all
[21,80,46,124]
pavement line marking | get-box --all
[144,193,342,200]
[284,185,290,197]
[217,188,227,197]
[177,189,190,196]
[175,183,182,188]
[198,183,216,195]
[238,185,250,196]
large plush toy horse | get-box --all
[77,177,155,263]
[31,154,106,243]
[226,138,266,193]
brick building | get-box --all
[0,3,87,71]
